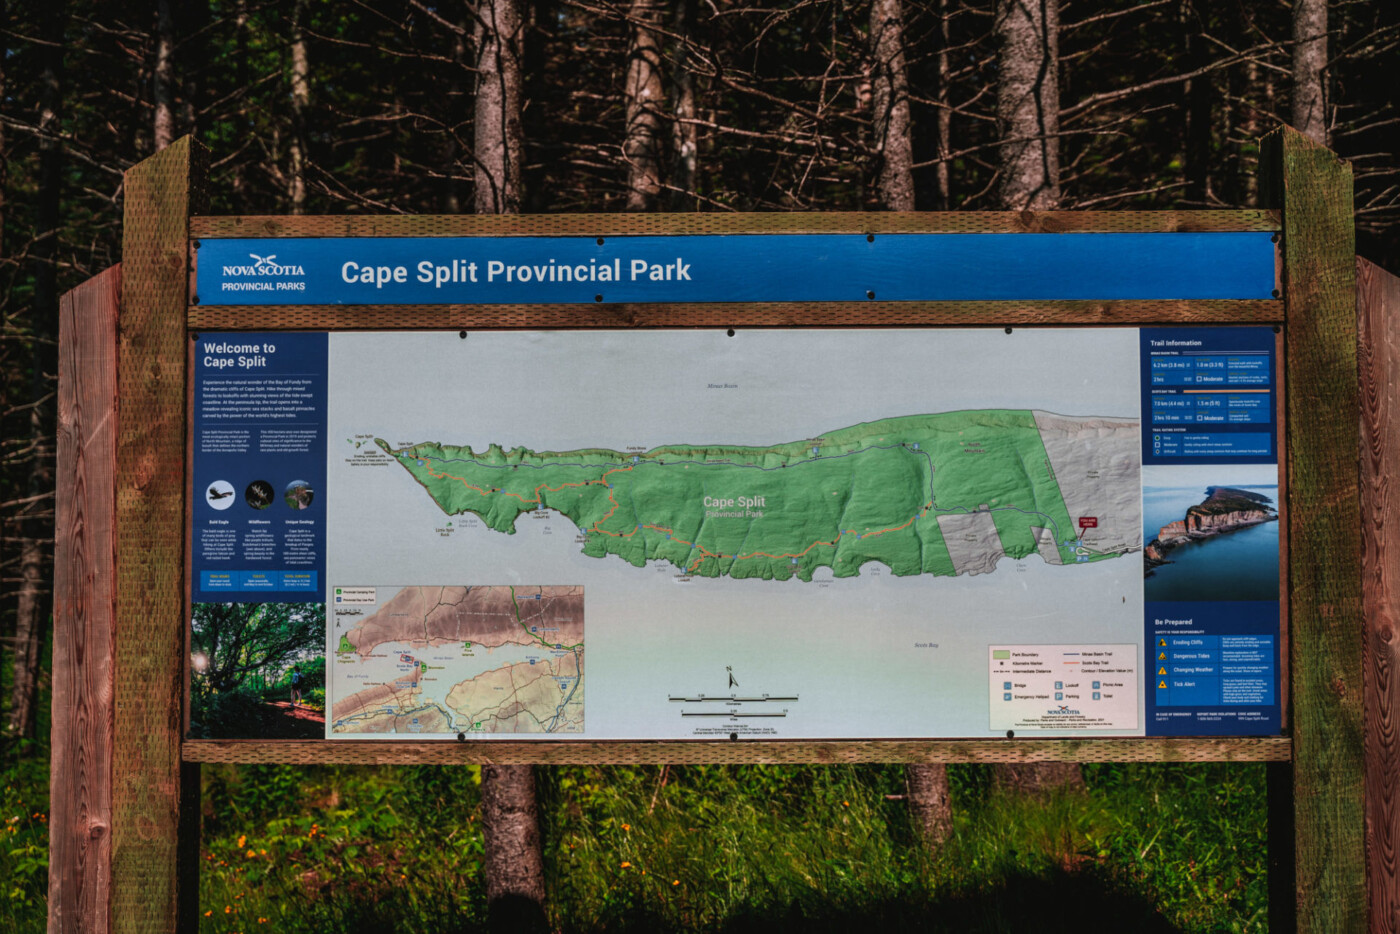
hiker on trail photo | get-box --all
[188,601,326,739]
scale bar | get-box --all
[668,696,799,703]
[681,711,788,718]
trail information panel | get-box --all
[189,327,1280,740]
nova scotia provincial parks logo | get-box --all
[1047,705,1081,716]
[220,252,307,293]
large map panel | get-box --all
[325,329,1151,740]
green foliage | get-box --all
[191,603,324,696]
[0,741,50,932]
[189,604,325,738]
[0,752,1271,934]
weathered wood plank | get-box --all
[1269,125,1364,933]
[1277,327,1292,730]
[1360,256,1400,933]
[180,736,1291,765]
[188,298,1282,330]
[190,209,1280,238]
[113,136,206,934]
[49,265,121,934]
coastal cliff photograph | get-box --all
[1143,466,1280,603]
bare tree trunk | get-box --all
[870,0,914,211]
[181,0,209,134]
[288,0,310,213]
[474,0,544,924]
[993,0,1081,792]
[624,0,665,211]
[869,0,954,845]
[444,16,469,213]
[936,0,952,210]
[1182,2,1212,204]
[10,539,47,740]
[474,0,524,214]
[231,0,249,208]
[669,0,697,208]
[993,761,1084,793]
[1291,0,1327,145]
[9,0,64,740]
[995,0,1059,211]
[153,0,175,151]
[907,761,953,846]
[481,764,547,932]
[1238,59,1261,205]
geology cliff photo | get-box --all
[1142,470,1279,603]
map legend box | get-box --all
[333,586,377,605]
[989,644,1139,732]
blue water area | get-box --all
[1144,486,1279,602]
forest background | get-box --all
[2,0,1397,931]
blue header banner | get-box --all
[196,232,1277,306]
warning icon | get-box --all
[1157,666,1168,676]
[1158,652,1167,660]
[1158,680,1168,690]
[1158,638,1167,647]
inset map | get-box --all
[330,585,583,736]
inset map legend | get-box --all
[989,644,1138,732]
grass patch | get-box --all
[5,756,1269,932]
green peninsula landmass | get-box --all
[378,410,1133,582]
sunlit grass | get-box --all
[2,756,1269,932]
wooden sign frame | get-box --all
[49,126,1374,932]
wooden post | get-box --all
[1269,125,1364,932]
[1360,256,1400,932]
[50,265,121,934]
[113,136,206,934]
